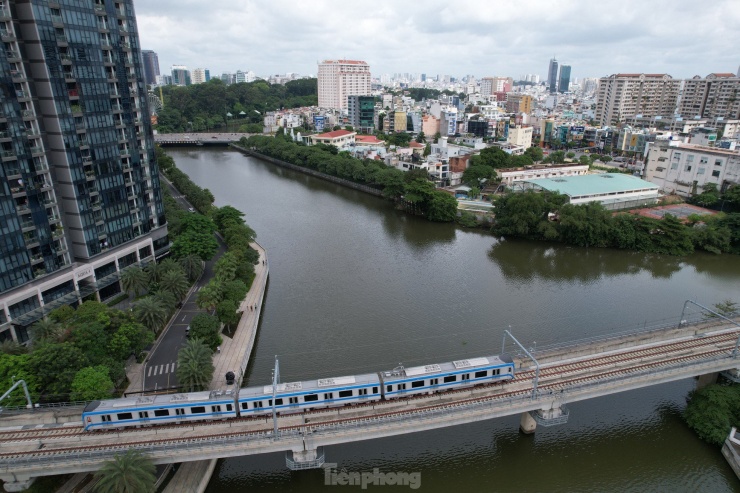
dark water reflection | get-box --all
[169,148,740,493]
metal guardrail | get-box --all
[285,448,325,470]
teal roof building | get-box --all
[523,173,659,209]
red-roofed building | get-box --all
[355,135,384,146]
[318,59,371,111]
[310,129,356,148]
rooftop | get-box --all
[526,173,658,197]
[355,135,384,145]
[314,129,355,139]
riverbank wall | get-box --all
[230,144,385,198]
[722,427,740,480]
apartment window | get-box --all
[685,165,692,172]
[687,155,694,163]
[715,159,723,167]
[670,162,678,170]
[697,168,705,175]
[712,170,720,177]
[700,157,708,165]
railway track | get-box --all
[0,336,735,462]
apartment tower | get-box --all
[595,74,681,126]
[317,59,371,110]
[0,0,168,342]
[140,49,159,86]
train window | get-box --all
[241,402,249,410]
[138,412,149,419]
[289,397,298,405]
[191,406,206,414]
[253,401,263,409]
[212,405,221,413]
[339,390,352,398]
[176,408,185,416]
[304,394,318,402]
[268,398,284,406]
[443,375,456,383]
[386,385,392,392]
[102,415,111,422]
[154,409,169,417]
[226,404,233,411]
[117,412,132,421]
[430,378,438,385]
[358,388,368,396]
[398,383,407,391]
[475,371,487,378]
[494,369,500,375]
[411,380,424,388]
[462,374,470,381]
[373,387,378,393]
[323,393,333,400]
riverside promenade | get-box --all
[161,241,268,493]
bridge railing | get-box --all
[1,351,737,470]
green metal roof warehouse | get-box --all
[523,173,659,209]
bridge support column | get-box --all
[286,446,325,470]
[0,474,35,492]
[696,372,719,389]
[519,412,537,434]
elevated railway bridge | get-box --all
[0,304,738,491]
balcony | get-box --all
[22,109,35,118]
[60,53,73,63]
[15,90,30,100]
[85,170,96,180]
[68,88,79,98]
[70,105,82,115]
[56,34,68,44]
[51,228,64,239]
[1,150,16,160]
[51,14,63,24]
[10,69,24,80]
[20,219,35,230]
[30,253,44,265]
[0,28,12,39]
[47,214,61,224]
[5,50,19,59]
[77,139,89,149]
[29,145,44,155]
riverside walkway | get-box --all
[0,313,738,491]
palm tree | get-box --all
[134,297,167,333]
[30,317,61,343]
[179,254,204,282]
[119,266,148,298]
[152,290,177,317]
[196,282,222,312]
[159,269,189,301]
[93,449,156,493]
[144,262,163,285]
[176,337,214,392]
[157,258,181,276]
[0,340,26,355]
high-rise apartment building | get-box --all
[548,58,559,94]
[505,94,533,114]
[559,65,571,93]
[191,68,208,85]
[677,73,740,120]
[595,74,681,126]
[347,96,375,133]
[480,77,494,96]
[318,60,371,110]
[171,65,190,86]
[0,0,168,342]
[140,49,159,86]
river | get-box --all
[168,147,740,492]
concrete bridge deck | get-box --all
[0,317,737,490]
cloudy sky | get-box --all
[134,0,740,81]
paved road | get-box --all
[142,174,227,391]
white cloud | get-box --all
[133,0,740,80]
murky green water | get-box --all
[169,147,740,492]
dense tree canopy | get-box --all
[155,78,317,134]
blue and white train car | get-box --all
[379,354,514,399]
[237,372,383,417]
[82,390,237,431]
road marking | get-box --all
[159,364,164,375]
[164,363,170,373]
[171,362,176,373]
[147,366,152,377]
[181,315,186,322]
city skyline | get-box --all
[135,0,740,81]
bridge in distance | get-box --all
[0,304,738,491]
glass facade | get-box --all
[0,0,168,340]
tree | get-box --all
[119,267,148,298]
[523,146,544,162]
[176,338,214,392]
[179,254,204,283]
[28,342,87,399]
[214,252,239,282]
[684,383,740,446]
[462,165,495,187]
[433,132,441,143]
[189,313,222,351]
[423,143,431,157]
[427,192,458,222]
[566,152,576,159]
[579,155,591,166]
[159,269,190,301]
[216,300,241,329]
[470,146,510,169]
[30,317,62,343]
[196,281,222,312]
[94,449,156,493]
[71,366,114,401]
[690,182,720,208]
[134,297,168,333]
[468,186,480,200]
[416,131,426,143]
[212,205,246,231]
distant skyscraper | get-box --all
[596,74,681,126]
[141,50,160,86]
[0,0,168,341]
[318,60,371,110]
[559,65,571,93]
[205,69,211,82]
[548,58,559,93]
[171,65,190,86]
[191,68,208,84]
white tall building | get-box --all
[595,74,681,126]
[191,68,207,84]
[318,59,371,110]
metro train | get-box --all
[82,354,515,431]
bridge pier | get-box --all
[520,404,570,434]
[519,412,537,434]
[286,446,325,470]
[0,474,35,492]
[721,368,740,383]
[696,372,719,389]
